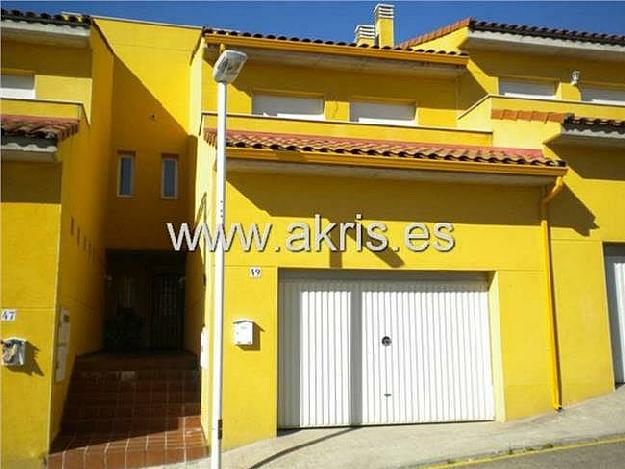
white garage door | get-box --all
[605,246,625,384]
[278,274,495,428]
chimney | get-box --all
[374,3,395,48]
[354,24,376,46]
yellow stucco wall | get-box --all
[1,40,93,118]
[1,162,62,468]
[3,10,625,464]
[1,27,115,468]
[196,165,554,448]
[96,19,200,250]
[48,29,116,442]
[202,61,461,128]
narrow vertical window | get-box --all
[118,153,134,197]
[161,155,178,199]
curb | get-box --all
[404,432,625,468]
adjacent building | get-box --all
[1,5,624,468]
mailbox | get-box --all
[1,338,27,366]
[233,319,254,346]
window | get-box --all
[581,87,625,105]
[499,79,555,99]
[252,94,325,120]
[117,153,134,197]
[161,155,178,199]
[0,73,35,99]
[350,101,416,126]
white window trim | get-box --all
[117,153,135,198]
[349,100,417,127]
[160,155,178,199]
[0,73,36,99]
[580,86,625,106]
[252,94,325,121]
[498,78,556,100]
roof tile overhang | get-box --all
[0,9,91,28]
[400,17,625,49]
[203,27,468,67]
[203,129,566,177]
[1,115,80,141]
[548,115,625,148]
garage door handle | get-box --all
[381,336,392,346]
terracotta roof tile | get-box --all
[203,129,565,169]
[400,18,625,49]
[563,116,625,129]
[1,9,91,27]
[399,18,472,49]
[1,115,80,141]
[492,109,570,123]
[203,27,468,57]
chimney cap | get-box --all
[374,3,395,19]
[354,24,376,37]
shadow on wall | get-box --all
[106,56,190,249]
[227,170,600,267]
[231,61,488,120]
[0,162,62,204]
[547,143,625,236]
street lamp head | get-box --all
[213,50,248,83]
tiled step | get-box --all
[48,353,206,469]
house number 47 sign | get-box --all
[1,309,17,321]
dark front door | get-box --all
[105,250,186,351]
[151,272,184,349]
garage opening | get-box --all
[278,271,495,428]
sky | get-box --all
[3,1,625,44]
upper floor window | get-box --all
[499,79,555,100]
[252,94,325,121]
[349,100,416,126]
[0,73,35,99]
[581,86,625,105]
[117,153,134,197]
[161,155,178,199]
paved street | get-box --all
[464,439,625,469]
[157,387,625,469]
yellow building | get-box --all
[1,5,624,468]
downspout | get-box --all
[541,176,564,411]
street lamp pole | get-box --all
[211,49,247,469]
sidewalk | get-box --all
[167,386,625,469]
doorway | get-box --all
[105,250,186,351]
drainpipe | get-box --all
[541,176,564,411]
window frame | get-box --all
[0,72,36,99]
[117,152,135,198]
[580,86,625,106]
[498,78,556,100]
[160,154,178,199]
[251,93,326,121]
[349,99,417,126]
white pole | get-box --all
[211,79,227,469]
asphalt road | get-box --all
[464,440,625,468]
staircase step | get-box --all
[51,352,206,468]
